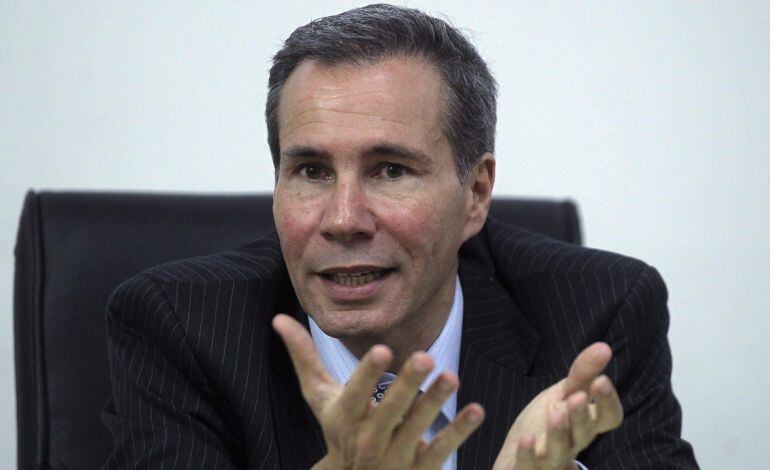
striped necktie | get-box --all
[371,372,397,403]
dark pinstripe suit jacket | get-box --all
[103,218,697,469]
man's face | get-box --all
[273,58,490,348]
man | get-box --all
[103,4,697,469]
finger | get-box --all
[539,409,571,466]
[390,372,458,456]
[418,403,485,468]
[417,439,429,453]
[272,314,335,410]
[373,351,434,431]
[337,344,392,418]
[590,375,624,433]
[513,435,536,470]
[566,391,593,451]
[563,342,612,395]
[351,351,432,464]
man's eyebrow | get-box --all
[282,146,331,160]
[365,143,432,166]
[282,143,433,166]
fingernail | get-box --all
[369,346,390,367]
[467,410,481,422]
[438,379,453,392]
[412,354,432,373]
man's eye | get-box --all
[377,163,407,180]
[299,164,329,181]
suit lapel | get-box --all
[267,273,327,468]
[457,229,542,372]
[456,231,550,469]
[267,346,326,468]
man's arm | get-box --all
[102,274,240,469]
[577,266,698,469]
[491,266,697,469]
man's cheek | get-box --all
[277,212,314,242]
[383,200,428,230]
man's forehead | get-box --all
[277,57,448,151]
[279,58,443,119]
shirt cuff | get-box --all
[575,460,588,470]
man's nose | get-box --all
[319,178,376,243]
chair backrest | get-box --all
[13,191,581,469]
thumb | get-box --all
[272,313,335,412]
[563,342,612,395]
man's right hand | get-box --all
[272,314,485,469]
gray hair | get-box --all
[266,3,497,183]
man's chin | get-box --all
[310,308,396,341]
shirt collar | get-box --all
[309,276,464,422]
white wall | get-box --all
[2,1,768,467]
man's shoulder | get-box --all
[473,220,671,375]
[473,218,669,315]
[481,217,652,279]
[111,232,287,300]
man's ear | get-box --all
[461,152,496,243]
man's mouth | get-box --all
[321,269,391,287]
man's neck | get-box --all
[341,305,453,372]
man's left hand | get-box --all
[493,343,624,470]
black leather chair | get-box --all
[13,190,581,469]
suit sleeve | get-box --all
[102,274,241,469]
[579,266,699,469]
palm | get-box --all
[507,381,570,451]
[492,343,624,470]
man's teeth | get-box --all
[329,270,386,286]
